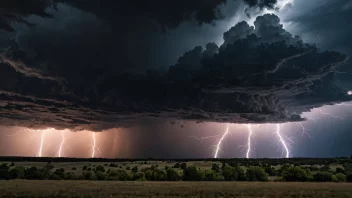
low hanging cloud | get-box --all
[0,12,351,131]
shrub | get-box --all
[108,170,131,181]
[132,172,146,181]
[9,166,25,179]
[95,165,105,173]
[211,163,221,173]
[82,171,93,180]
[335,173,346,182]
[173,163,181,169]
[9,162,15,167]
[24,166,45,180]
[320,165,331,172]
[282,167,312,182]
[332,175,338,182]
[82,166,87,170]
[346,173,352,182]
[183,166,205,181]
[246,166,268,182]
[54,168,65,178]
[71,167,77,170]
[44,163,54,170]
[222,166,238,181]
[64,172,77,180]
[95,171,106,180]
[204,170,218,181]
[313,172,333,182]
[264,166,278,176]
[0,163,10,180]
[166,168,180,181]
[336,167,345,174]
[180,163,187,170]
[154,169,167,181]
[131,166,138,173]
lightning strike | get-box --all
[246,124,253,159]
[317,109,344,120]
[279,0,294,10]
[91,132,96,158]
[275,124,290,158]
[214,125,230,158]
[348,91,352,95]
[36,130,46,157]
[296,122,312,139]
[191,133,223,143]
[58,131,65,157]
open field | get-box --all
[1,180,352,198]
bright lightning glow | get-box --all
[348,91,352,95]
[317,109,344,119]
[191,133,222,143]
[278,0,294,10]
[296,122,312,139]
[58,131,65,157]
[246,124,253,159]
[91,132,96,158]
[214,125,230,158]
[36,130,46,157]
[275,124,289,158]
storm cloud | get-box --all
[0,1,351,132]
[0,0,280,32]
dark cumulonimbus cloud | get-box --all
[0,0,279,32]
[0,7,351,131]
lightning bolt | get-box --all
[317,109,344,120]
[279,0,294,10]
[214,125,230,158]
[296,122,312,139]
[91,132,96,158]
[58,131,65,157]
[246,124,253,158]
[190,133,223,143]
[36,130,46,157]
[275,124,289,158]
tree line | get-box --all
[1,161,352,182]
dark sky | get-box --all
[0,0,351,158]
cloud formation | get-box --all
[0,0,279,32]
[0,11,351,131]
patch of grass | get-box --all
[0,181,352,198]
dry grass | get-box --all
[0,180,352,198]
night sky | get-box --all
[0,0,351,158]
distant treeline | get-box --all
[1,161,352,182]
[0,156,351,165]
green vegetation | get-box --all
[0,158,351,182]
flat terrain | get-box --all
[0,180,352,198]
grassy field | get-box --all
[0,180,352,198]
